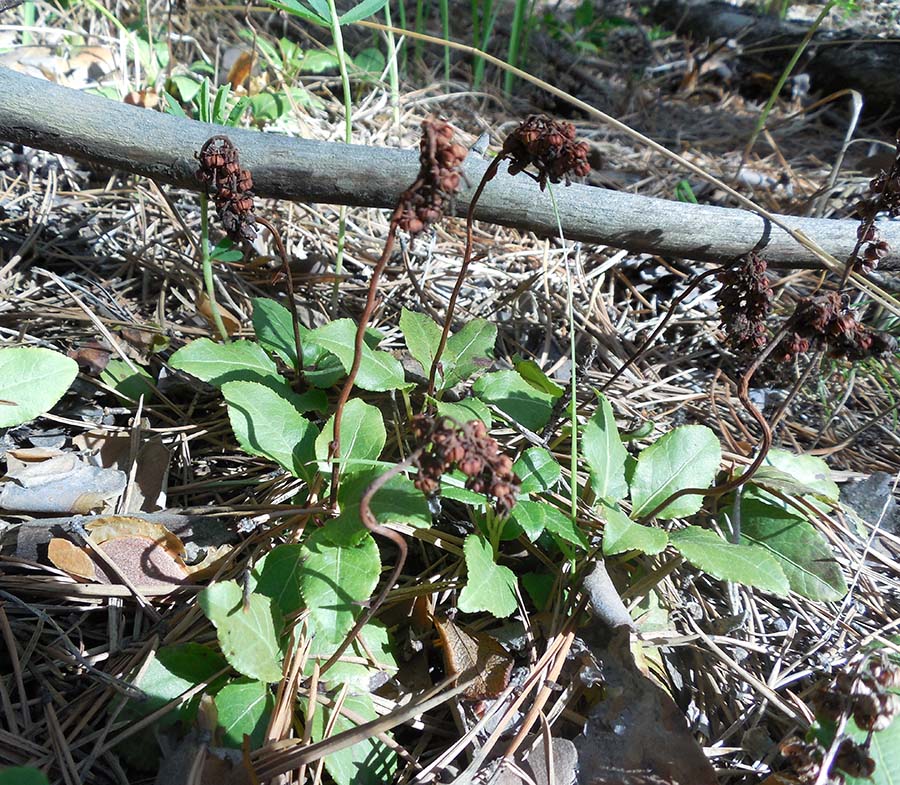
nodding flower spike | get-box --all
[718,252,773,355]
[501,115,591,190]
[410,415,520,516]
[397,120,468,238]
[196,135,257,245]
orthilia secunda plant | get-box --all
[318,412,519,675]
[196,135,303,371]
[327,119,468,501]
[426,115,591,398]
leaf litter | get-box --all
[1,1,899,784]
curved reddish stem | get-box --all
[426,155,505,399]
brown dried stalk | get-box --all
[427,115,590,398]
[327,120,466,502]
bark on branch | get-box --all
[1,66,898,270]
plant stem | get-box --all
[636,329,786,522]
[741,0,835,168]
[384,2,401,131]
[547,185,578,519]
[414,0,426,63]
[439,0,451,83]
[504,0,529,94]
[199,193,230,342]
[326,0,353,316]
[256,216,303,376]
[601,265,727,392]
[318,445,420,675]
[328,216,402,502]
[427,155,504,399]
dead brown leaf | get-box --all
[434,616,513,701]
[227,51,256,89]
[47,537,96,581]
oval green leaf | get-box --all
[458,533,518,617]
[630,425,721,519]
[315,398,386,476]
[199,581,284,683]
[737,499,847,601]
[306,319,407,392]
[670,526,790,595]
[601,503,668,556]
[169,338,279,387]
[222,380,319,480]
[215,678,273,749]
[473,370,554,431]
[583,392,628,503]
[299,526,381,649]
[0,347,78,428]
[514,447,561,495]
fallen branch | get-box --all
[2,67,899,270]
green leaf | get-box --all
[601,504,668,556]
[99,359,155,403]
[169,74,202,102]
[512,500,587,548]
[252,543,305,616]
[339,0,388,24]
[330,467,430,544]
[737,499,847,601]
[583,392,628,503]
[0,769,49,785]
[128,643,227,725]
[399,308,441,379]
[300,48,341,72]
[458,533,518,617]
[199,581,284,683]
[307,319,408,392]
[215,678,273,749]
[169,338,280,387]
[758,448,840,503]
[845,707,900,785]
[305,692,397,785]
[0,347,78,428]
[306,621,397,690]
[473,370,555,431]
[222,380,319,480]
[630,425,721,519]
[299,526,381,649]
[445,319,496,387]
[670,526,790,595]
[513,357,565,397]
[746,465,821,498]
[352,46,385,74]
[315,398,386,476]
[251,297,321,368]
[514,447,561,495]
[265,0,327,25]
[521,572,555,611]
[434,397,492,427]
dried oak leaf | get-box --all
[434,616,513,701]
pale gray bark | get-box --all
[2,66,898,270]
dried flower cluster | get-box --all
[852,129,900,273]
[501,114,591,190]
[780,657,899,783]
[812,658,900,733]
[776,291,895,362]
[397,120,468,237]
[410,415,520,516]
[196,135,257,244]
[717,252,773,353]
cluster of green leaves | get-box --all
[586,393,847,601]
